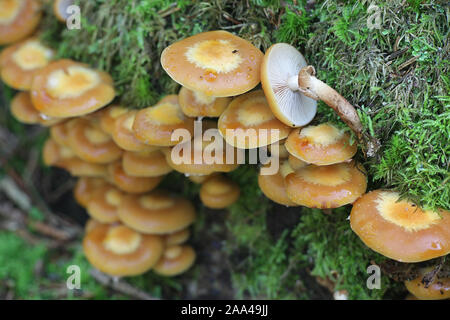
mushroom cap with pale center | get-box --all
[133,95,195,147]
[350,190,450,263]
[404,267,450,300]
[218,90,292,149]
[30,59,115,118]
[285,160,367,209]
[0,38,53,90]
[117,190,196,234]
[161,30,263,97]
[285,123,357,165]
[83,223,164,277]
[86,185,124,223]
[74,177,109,208]
[122,149,172,177]
[68,118,122,164]
[0,0,42,45]
[107,161,163,194]
[261,43,317,127]
[97,104,128,134]
[164,228,191,246]
[153,245,196,277]
[178,86,231,118]
[258,161,298,207]
[199,174,240,209]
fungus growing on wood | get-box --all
[404,267,450,300]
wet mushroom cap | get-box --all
[261,43,317,127]
[98,104,128,134]
[83,223,164,277]
[178,86,231,118]
[0,38,53,90]
[117,190,196,234]
[111,110,159,152]
[285,160,367,209]
[0,0,42,45]
[30,59,115,118]
[218,90,292,149]
[164,228,191,246]
[122,149,172,177]
[10,91,40,124]
[53,0,73,22]
[161,30,263,97]
[199,174,240,209]
[285,123,357,165]
[404,267,450,300]
[258,161,298,207]
[86,185,124,223]
[350,190,450,263]
[107,161,163,194]
[68,118,122,164]
[74,177,109,207]
[153,245,196,277]
[133,95,195,147]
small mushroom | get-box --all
[199,174,240,209]
[0,0,42,45]
[285,123,357,165]
[86,185,124,223]
[50,120,72,146]
[350,190,450,262]
[404,267,450,300]
[122,149,172,177]
[285,160,367,209]
[84,218,106,234]
[117,190,196,234]
[74,177,109,208]
[83,223,164,277]
[97,104,128,134]
[107,161,163,194]
[53,0,73,22]
[287,154,308,170]
[164,228,191,246]
[31,59,115,118]
[153,245,196,277]
[10,91,42,124]
[133,95,195,147]
[178,86,231,118]
[0,38,53,90]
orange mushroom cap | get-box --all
[285,160,367,209]
[161,30,263,97]
[164,228,191,246]
[0,0,42,45]
[350,190,450,263]
[133,95,195,147]
[50,120,72,146]
[188,172,218,184]
[117,190,196,234]
[285,123,357,165]
[122,149,172,177]
[153,245,196,277]
[199,174,240,209]
[30,59,115,118]
[74,177,109,208]
[404,267,450,300]
[178,86,231,118]
[68,118,122,164]
[0,38,53,90]
[218,90,292,149]
[97,104,128,134]
[86,185,124,223]
[83,223,164,277]
[10,91,40,124]
[258,161,298,207]
[107,161,163,194]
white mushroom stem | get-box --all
[289,66,363,140]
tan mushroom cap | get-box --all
[404,267,450,300]
[164,228,191,246]
[350,190,450,263]
[112,110,160,152]
[288,154,307,170]
[74,177,109,207]
[50,120,72,146]
[68,118,122,164]
[43,138,108,177]
[84,218,105,234]
[258,161,297,207]
[153,245,196,277]
[10,91,40,124]
[285,160,367,209]
[188,173,217,184]
[117,190,196,234]
[0,0,42,45]
[122,149,172,177]
[218,90,292,149]
[107,161,163,194]
[199,174,240,209]
[161,30,263,97]
[0,38,53,90]
[285,123,357,165]
[178,86,231,118]
[86,185,124,223]
[98,104,128,134]
[133,95,195,147]
[53,0,73,22]
[31,59,115,118]
[83,223,164,277]
[261,43,317,127]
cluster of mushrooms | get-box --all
[1,0,449,298]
